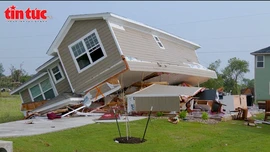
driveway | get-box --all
[0,116,146,138]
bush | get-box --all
[156,111,164,117]
[179,111,187,119]
[202,112,209,120]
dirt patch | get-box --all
[114,137,146,144]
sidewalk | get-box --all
[0,116,146,138]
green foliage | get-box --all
[0,64,31,89]
[156,111,164,117]
[222,57,249,94]
[202,112,209,120]
[201,58,250,95]
[241,78,254,89]
[179,110,187,119]
[200,59,224,89]
[0,63,4,77]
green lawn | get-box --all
[1,94,270,152]
[0,116,270,152]
[0,92,24,123]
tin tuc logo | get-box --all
[4,5,51,22]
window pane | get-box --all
[154,36,159,41]
[40,79,52,92]
[44,89,55,99]
[76,54,91,69]
[34,95,44,102]
[90,47,104,62]
[257,62,264,67]
[72,42,86,57]
[55,73,62,81]
[84,33,99,50]
[30,84,41,98]
[52,66,59,74]
[257,56,263,61]
[158,42,163,47]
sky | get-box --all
[1,1,270,80]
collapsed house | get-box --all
[10,12,217,118]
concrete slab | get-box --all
[0,116,146,138]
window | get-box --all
[29,78,55,102]
[256,55,264,68]
[69,29,107,73]
[50,64,64,84]
[153,35,165,49]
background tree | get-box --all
[222,57,249,94]
[0,63,4,77]
[200,59,224,89]
[9,63,31,88]
[241,78,254,89]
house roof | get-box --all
[46,12,200,55]
[126,84,204,97]
[250,46,270,55]
[10,72,47,95]
[36,56,59,72]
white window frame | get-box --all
[50,64,65,84]
[256,55,264,68]
[153,35,165,49]
[68,29,107,73]
[28,78,55,102]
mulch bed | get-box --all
[114,137,146,144]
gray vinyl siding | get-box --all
[20,89,32,103]
[112,26,199,66]
[58,19,124,93]
[134,97,180,112]
[54,78,72,94]
[49,62,72,94]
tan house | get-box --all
[10,12,217,115]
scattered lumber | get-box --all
[131,81,168,87]
[51,108,68,114]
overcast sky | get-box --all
[1,1,270,79]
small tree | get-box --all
[222,57,249,94]
[0,63,4,77]
[9,63,31,88]
[200,59,224,89]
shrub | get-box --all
[156,111,164,117]
[202,112,209,120]
[179,111,187,119]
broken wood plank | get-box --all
[131,81,168,87]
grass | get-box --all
[0,115,270,152]
[0,92,24,123]
[1,94,270,152]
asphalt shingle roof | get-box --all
[251,46,270,55]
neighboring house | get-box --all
[251,46,270,101]
[10,12,217,114]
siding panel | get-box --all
[50,63,72,94]
[135,97,180,112]
[113,26,198,66]
[20,89,32,103]
[58,19,124,93]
